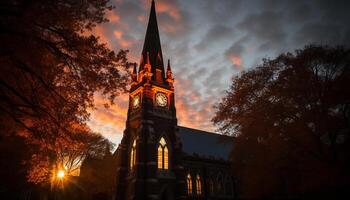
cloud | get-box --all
[157,0,182,22]
[113,30,123,39]
[87,93,129,145]
[225,40,244,69]
[174,76,215,132]
[237,11,286,50]
[295,23,349,46]
[106,10,120,23]
[195,25,234,51]
[87,0,350,146]
[227,54,242,68]
[92,26,112,48]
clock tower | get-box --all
[114,1,186,199]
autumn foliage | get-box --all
[213,45,350,199]
[0,0,129,187]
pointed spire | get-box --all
[167,59,171,72]
[139,0,165,80]
[166,59,174,88]
[166,59,173,79]
[133,63,137,73]
[132,63,137,82]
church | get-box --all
[113,1,235,199]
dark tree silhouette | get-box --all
[213,45,350,199]
[79,147,118,200]
[0,0,129,185]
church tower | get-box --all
[114,1,186,199]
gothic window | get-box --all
[217,173,224,194]
[186,173,193,195]
[208,178,214,195]
[130,140,136,170]
[157,137,169,170]
[195,174,202,195]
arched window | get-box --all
[157,137,169,170]
[186,173,193,195]
[208,178,214,194]
[195,174,202,195]
[130,140,136,170]
[217,173,224,194]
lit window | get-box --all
[160,137,166,146]
[157,145,163,169]
[164,146,168,169]
[130,140,136,170]
[187,173,193,195]
[157,137,169,170]
[196,174,202,195]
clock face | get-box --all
[156,93,167,107]
[132,95,140,108]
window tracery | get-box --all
[187,173,193,195]
[195,174,202,195]
[157,137,169,170]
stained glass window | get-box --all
[157,137,169,170]
[164,146,168,169]
[196,174,202,195]
[130,140,136,170]
[187,173,193,195]
[157,145,163,169]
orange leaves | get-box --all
[27,154,51,184]
[1,0,130,186]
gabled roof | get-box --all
[177,126,233,160]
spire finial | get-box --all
[132,63,137,74]
[167,59,171,71]
[166,59,174,88]
[131,63,138,85]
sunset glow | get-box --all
[57,170,65,179]
[88,0,350,146]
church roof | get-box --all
[177,126,233,161]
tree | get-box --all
[0,0,130,185]
[213,45,350,199]
[79,148,118,200]
[27,122,114,185]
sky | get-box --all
[87,0,350,145]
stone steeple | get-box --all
[139,0,165,82]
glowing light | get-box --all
[130,140,136,170]
[158,146,163,169]
[158,137,169,170]
[187,173,193,195]
[57,170,65,179]
[196,175,202,195]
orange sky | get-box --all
[87,0,223,146]
[86,0,350,145]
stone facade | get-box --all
[113,1,234,200]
